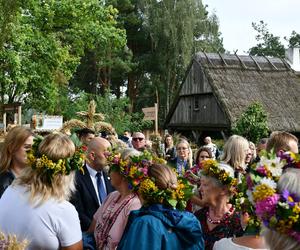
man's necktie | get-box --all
[96,172,107,203]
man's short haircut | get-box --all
[266,131,298,153]
[77,128,95,139]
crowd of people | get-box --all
[0,127,299,250]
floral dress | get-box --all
[194,207,244,250]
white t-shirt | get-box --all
[213,238,269,250]
[0,185,82,250]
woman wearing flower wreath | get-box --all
[194,159,244,250]
[88,148,144,250]
[184,147,213,212]
[118,163,204,250]
[250,152,300,250]
[213,154,273,250]
[0,133,84,250]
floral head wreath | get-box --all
[106,149,193,210]
[185,159,238,192]
[235,150,300,239]
[105,149,166,191]
[27,136,85,180]
[138,170,193,210]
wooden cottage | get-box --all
[164,52,300,139]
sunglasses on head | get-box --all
[132,137,144,141]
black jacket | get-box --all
[165,147,176,161]
[0,171,15,198]
[70,164,114,231]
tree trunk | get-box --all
[127,73,137,112]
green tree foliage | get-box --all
[41,88,151,134]
[102,0,153,110]
[53,86,90,121]
[248,21,285,57]
[95,92,152,134]
[0,0,19,47]
[70,0,144,100]
[193,5,224,53]
[1,0,224,130]
[285,31,300,47]
[136,0,224,117]
[0,0,126,112]
[62,0,224,126]
[232,102,269,144]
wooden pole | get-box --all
[3,113,6,133]
[14,113,17,124]
[18,105,22,125]
[155,103,158,135]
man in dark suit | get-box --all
[70,137,114,231]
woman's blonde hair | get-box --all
[263,168,300,250]
[15,133,76,206]
[220,135,249,170]
[0,126,33,173]
[249,141,257,159]
[176,139,193,169]
[148,164,178,190]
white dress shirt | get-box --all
[86,164,107,205]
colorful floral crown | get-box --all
[235,151,300,238]
[234,175,262,235]
[243,151,300,205]
[193,159,238,191]
[277,150,300,170]
[106,149,192,209]
[254,185,300,242]
[27,136,85,180]
[138,173,193,210]
[105,150,166,191]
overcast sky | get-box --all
[204,0,300,54]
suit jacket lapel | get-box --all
[82,164,99,205]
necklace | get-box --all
[206,206,234,224]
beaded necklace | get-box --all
[206,206,234,224]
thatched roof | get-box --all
[166,52,300,132]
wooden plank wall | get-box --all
[180,61,212,95]
[169,61,229,127]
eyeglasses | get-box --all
[132,137,144,142]
[177,147,188,151]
